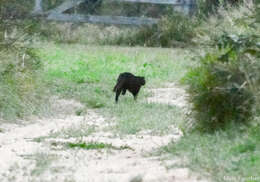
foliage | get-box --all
[196,0,243,15]
[194,2,258,45]
[0,18,48,120]
[98,0,253,47]
[0,0,34,19]
[112,11,198,47]
[26,10,197,47]
[159,2,260,182]
[182,2,260,132]
[34,21,129,45]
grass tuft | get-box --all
[67,141,133,151]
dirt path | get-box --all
[147,83,188,108]
[0,84,206,182]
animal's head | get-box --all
[140,77,145,86]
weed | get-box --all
[130,175,143,182]
[75,109,84,116]
[112,11,198,47]
[0,19,49,120]
[231,141,256,154]
[67,141,133,151]
[31,153,57,176]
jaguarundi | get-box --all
[113,72,145,103]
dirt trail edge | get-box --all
[0,84,207,182]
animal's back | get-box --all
[119,72,138,88]
[113,72,134,91]
[118,72,135,81]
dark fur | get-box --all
[113,72,145,103]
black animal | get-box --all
[113,72,145,103]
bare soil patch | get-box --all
[0,84,206,182]
[147,83,188,108]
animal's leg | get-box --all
[115,89,122,103]
[134,94,138,101]
[132,87,140,101]
[132,92,138,101]
[122,88,127,95]
[114,79,125,103]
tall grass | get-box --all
[194,1,258,46]
[35,21,131,45]
[0,20,49,121]
[0,0,34,19]
[106,11,198,47]
[26,9,198,47]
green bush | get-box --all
[0,19,49,120]
[194,2,258,45]
[182,1,260,132]
[196,0,243,16]
[183,31,259,131]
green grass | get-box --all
[33,124,96,143]
[39,43,193,135]
[0,56,50,121]
[109,102,183,134]
[67,141,133,150]
[160,123,260,182]
[40,44,193,85]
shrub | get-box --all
[196,0,244,16]
[112,11,198,47]
[0,18,48,120]
[0,0,34,19]
[194,1,258,45]
[183,3,260,131]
